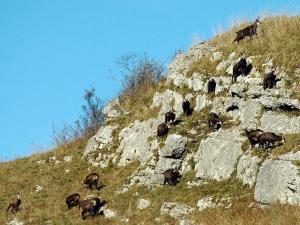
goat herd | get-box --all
[5,17,286,221]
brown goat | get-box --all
[208,112,222,131]
[258,132,285,150]
[66,193,80,209]
[163,169,181,186]
[79,197,106,220]
[263,71,281,90]
[165,110,176,124]
[182,99,192,116]
[83,173,104,190]
[207,78,217,94]
[7,195,21,213]
[244,129,264,148]
[233,18,260,43]
[232,58,253,83]
[157,123,170,138]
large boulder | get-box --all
[117,118,160,166]
[260,111,300,134]
[84,125,118,156]
[255,159,300,204]
[237,153,261,187]
[103,99,122,118]
[194,129,245,181]
[239,99,263,130]
[159,134,187,159]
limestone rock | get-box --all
[194,94,210,112]
[237,153,261,187]
[197,196,217,211]
[84,125,118,156]
[137,199,151,210]
[160,202,195,219]
[103,208,117,218]
[194,129,245,181]
[159,134,187,159]
[7,219,24,225]
[63,155,73,163]
[260,111,300,134]
[118,118,160,166]
[239,99,262,130]
[255,160,300,204]
[103,99,121,118]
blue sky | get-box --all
[0,1,299,160]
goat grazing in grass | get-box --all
[7,195,21,213]
[163,169,181,186]
[258,132,285,150]
[66,193,81,209]
[233,18,260,43]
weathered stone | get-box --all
[260,111,300,134]
[160,134,187,159]
[210,51,223,61]
[137,199,151,210]
[33,185,43,193]
[189,73,204,91]
[237,153,261,187]
[63,155,73,163]
[84,125,117,156]
[151,89,183,115]
[160,202,195,219]
[194,94,210,112]
[255,160,300,204]
[197,196,217,211]
[103,99,121,118]
[239,99,262,130]
[194,129,245,181]
[117,119,160,166]
[7,219,24,225]
[103,208,117,218]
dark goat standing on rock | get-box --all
[232,58,253,83]
[6,195,21,213]
[258,132,285,150]
[157,123,170,137]
[79,197,106,220]
[208,112,222,131]
[83,173,104,190]
[66,193,80,209]
[165,110,176,124]
[163,169,181,186]
[263,71,281,90]
[182,99,192,116]
[233,18,260,43]
[207,78,216,94]
[244,129,264,148]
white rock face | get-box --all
[160,202,195,219]
[159,134,187,159]
[103,208,117,218]
[151,89,183,115]
[260,111,300,134]
[137,198,151,210]
[63,155,73,163]
[7,219,24,225]
[237,154,261,187]
[194,129,245,181]
[255,160,300,204]
[239,99,262,129]
[103,98,121,118]
[118,118,160,166]
[194,94,210,112]
[197,196,217,211]
[84,125,118,156]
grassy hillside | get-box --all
[1,15,300,225]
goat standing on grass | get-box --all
[7,195,21,213]
[157,123,170,138]
[233,18,260,43]
[83,173,104,190]
[244,129,264,148]
[163,169,181,186]
[165,109,176,124]
[66,193,80,209]
[182,99,192,116]
[258,132,285,150]
[79,197,106,220]
[207,77,217,94]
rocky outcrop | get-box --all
[117,118,160,166]
[137,199,151,210]
[7,219,24,225]
[160,202,195,219]
[255,159,300,204]
[260,111,300,134]
[194,129,245,181]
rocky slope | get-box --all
[2,16,300,225]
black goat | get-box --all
[7,195,21,213]
[207,78,216,94]
[79,197,106,220]
[163,169,181,186]
[233,18,260,43]
[244,129,264,148]
[182,99,192,116]
[258,132,285,150]
[165,110,176,124]
[208,112,222,131]
[263,71,281,90]
[157,123,170,138]
[66,193,80,209]
[83,173,104,190]
[232,58,253,83]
